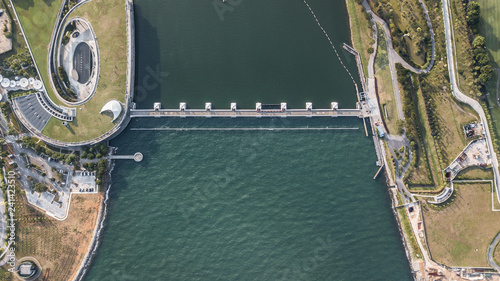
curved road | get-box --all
[363,0,432,203]
[488,232,500,272]
[439,0,500,271]
[363,0,435,121]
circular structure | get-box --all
[33,80,43,90]
[0,74,3,81]
[20,78,28,87]
[14,257,42,281]
[28,77,34,85]
[73,42,93,84]
[134,152,144,162]
[9,80,16,88]
[1,78,9,88]
[54,17,100,105]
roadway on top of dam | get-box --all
[130,108,368,118]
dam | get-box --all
[130,102,369,118]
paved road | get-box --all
[386,134,415,203]
[363,0,422,203]
[440,0,500,271]
[441,0,500,198]
[362,0,435,121]
[363,1,405,121]
[488,231,500,272]
[495,68,500,107]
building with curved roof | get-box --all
[100,100,122,122]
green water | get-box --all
[83,118,412,281]
[134,0,360,109]
[83,1,414,280]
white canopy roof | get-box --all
[20,78,28,87]
[100,100,122,122]
[1,78,9,88]
[33,80,43,90]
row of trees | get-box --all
[81,143,108,159]
[83,159,107,185]
[396,64,435,185]
[51,72,77,101]
[464,1,493,87]
[419,76,447,166]
[19,136,78,165]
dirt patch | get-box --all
[15,191,102,281]
[0,10,12,55]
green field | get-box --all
[478,0,500,67]
[13,0,128,143]
[478,0,500,152]
[12,0,62,105]
[424,182,500,267]
[42,0,128,143]
[374,27,399,134]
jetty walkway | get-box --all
[109,152,143,162]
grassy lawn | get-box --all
[16,189,102,281]
[396,207,423,259]
[449,0,484,100]
[455,166,494,180]
[377,66,399,134]
[478,0,500,67]
[41,0,127,143]
[12,0,62,105]
[423,182,500,267]
[346,0,372,78]
[374,25,400,134]
[398,0,480,190]
[478,0,500,155]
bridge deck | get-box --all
[130,109,367,118]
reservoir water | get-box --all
[84,118,412,280]
[133,0,360,109]
[84,0,413,280]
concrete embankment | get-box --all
[73,1,135,280]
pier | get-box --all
[109,152,143,162]
[373,165,385,180]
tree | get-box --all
[474,48,490,66]
[367,47,374,54]
[472,36,486,49]
[466,2,481,28]
[33,183,48,193]
[478,65,493,85]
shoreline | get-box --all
[72,0,135,279]
[73,153,115,281]
[344,0,416,278]
[73,1,412,280]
